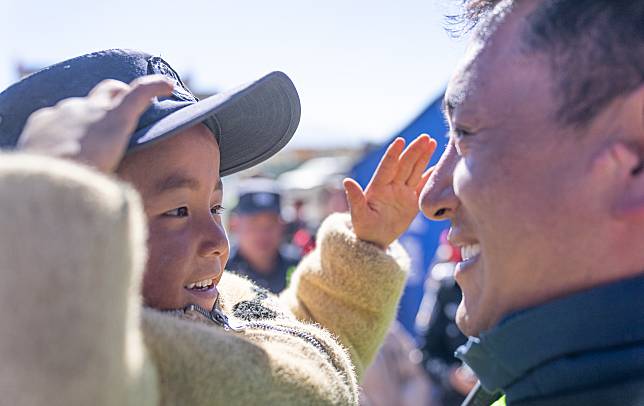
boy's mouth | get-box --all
[184,278,215,291]
[184,277,219,309]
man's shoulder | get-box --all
[514,375,644,406]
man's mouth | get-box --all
[460,244,481,262]
[453,242,481,281]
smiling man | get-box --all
[420,0,644,404]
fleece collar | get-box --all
[456,274,644,401]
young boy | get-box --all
[0,49,436,405]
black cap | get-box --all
[0,49,301,176]
[234,178,282,215]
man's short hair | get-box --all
[452,0,644,127]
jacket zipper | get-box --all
[182,304,331,360]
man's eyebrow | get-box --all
[154,173,200,194]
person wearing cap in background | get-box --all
[0,49,437,405]
[227,178,301,294]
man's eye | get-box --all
[211,205,225,216]
[164,207,189,217]
[453,128,473,138]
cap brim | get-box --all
[128,71,300,177]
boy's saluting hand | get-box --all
[344,134,437,249]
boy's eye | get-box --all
[164,207,189,217]
[211,205,225,216]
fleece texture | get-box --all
[143,214,409,405]
[281,213,410,381]
[0,154,410,406]
[0,153,158,406]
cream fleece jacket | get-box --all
[0,154,410,406]
[0,154,158,406]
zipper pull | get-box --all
[210,307,246,332]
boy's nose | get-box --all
[198,220,229,258]
[420,142,459,221]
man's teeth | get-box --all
[461,244,481,261]
[185,279,214,290]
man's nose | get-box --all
[420,142,459,221]
[198,218,229,258]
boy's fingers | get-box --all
[343,178,367,216]
[406,137,436,187]
[112,75,174,120]
[416,167,435,197]
[371,137,405,187]
[394,134,430,184]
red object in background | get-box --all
[439,229,462,263]
[293,228,316,255]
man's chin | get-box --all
[455,303,479,337]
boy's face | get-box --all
[117,124,229,311]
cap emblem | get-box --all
[147,56,197,102]
[252,193,276,207]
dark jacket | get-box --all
[227,245,300,294]
[457,275,644,405]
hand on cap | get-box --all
[18,75,174,173]
[344,134,437,249]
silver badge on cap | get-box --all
[147,56,197,102]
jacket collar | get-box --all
[456,274,644,399]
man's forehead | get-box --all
[444,41,486,118]
[445,1,542,118]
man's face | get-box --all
[420,3,624,336]
[117,124,229,311]
[234,212,283,259]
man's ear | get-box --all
[591,84,644,220]
[616,83,644,219]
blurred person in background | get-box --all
[416,230,476,406]
[282,174,352,257]
[283,198,316,255]
[320,175,351,219]
[360,320,434,406]
[228,177,300,294]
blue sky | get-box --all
[0,0,467,147]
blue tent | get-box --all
[349,91,450,339]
